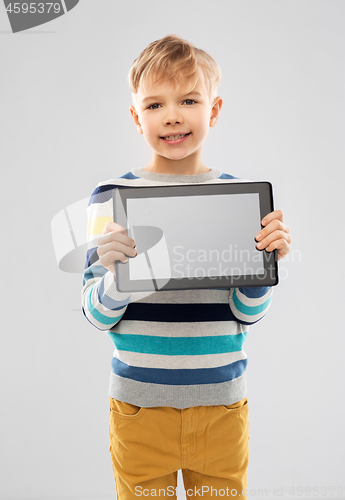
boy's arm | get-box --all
[81,184,131,331]
[229,208,291,324]
[229,286,273,325]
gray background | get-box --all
[1,1,344,499]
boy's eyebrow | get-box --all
[141,91,203,104]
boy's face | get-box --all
[130,68,222,170]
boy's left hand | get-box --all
[255,210,291,261]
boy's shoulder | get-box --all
[88,169,250,206]
[88,171,141,206]
[92,170,140,192]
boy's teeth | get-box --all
[164,134,187,140]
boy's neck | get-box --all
[143,153,211,176]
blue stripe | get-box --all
[218,173,241,180]
[232,288,272,316]
[98,275,130,311]
[111,357,247,385]
[108,331,247,355]
[239,286,271,298]
[119,171,140,180]
[84,247,99,269]
[83,265,106,287]
[88,183,131,206]
[86,284,124,325]
[88,184,117,206]
[122,302,238,323]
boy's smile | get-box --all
[130,68,222,175]
[160,132,191,144]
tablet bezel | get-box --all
[113,181,278,292]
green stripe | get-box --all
[233,288,271,316]
[87,284,124,325]
[108,331,248,355]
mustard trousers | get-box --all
[109,396,249,499]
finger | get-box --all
[266,239,291,260]
[98,229,135,248]
[97,248,130,264]
[261,209,284,226]
[255,220,291,242]
[97,240,137,259]
[256,229,291,250]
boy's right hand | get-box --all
[97,222,137,275]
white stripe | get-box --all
[111,319,248,337]
[96,176,253,189]
[92,282,128,318]
[207,178,252,184]
[229,307,268,324]
[229,290,272,323]
[83,307,114,331]
[108,372,247,409]
[87,198,113,217]
[81,279,128,321]
[112,348,247,369]
[103,271,130,302]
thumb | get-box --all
[101,221,127,236]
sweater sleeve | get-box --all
[229,286,273,325]
[81,184,131,331]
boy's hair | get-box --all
[128,34,221,103]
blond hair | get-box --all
[128,34,221,102]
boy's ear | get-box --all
[129,105,143,134]
[209,97,223,127]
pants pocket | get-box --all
[221,396,248,412]
[109,397,145,420]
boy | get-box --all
[81,35,291,499]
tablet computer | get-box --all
[113,181,278,292]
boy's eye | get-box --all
[147,103,161,110]
[147,99,196,110]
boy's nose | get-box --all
[163,108,184,125]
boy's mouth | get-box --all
[160,132,191,141]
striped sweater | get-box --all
[81,167,273,409]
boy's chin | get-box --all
[161,156,192,164]
[157,149,196,161]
